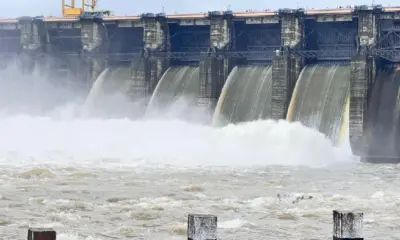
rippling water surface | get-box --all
[0,67,399,240]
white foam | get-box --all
[0,113,353,168]
[219,219,248,229]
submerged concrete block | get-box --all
[187,214,217,240]
[27,228,56,240]
[333,210,363,240]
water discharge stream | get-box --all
[83,66,148,119]
[364,67,400,160]
[287,64,350,145]
[213,65,273,126]
[146,66,201,120]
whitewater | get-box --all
[0,66,399,240]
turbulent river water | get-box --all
[0,67,399,240]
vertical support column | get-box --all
[27,228,56,240]
[350,55,370,155]
[272,54,289,120]
[333,210,364,240]
[350,6,379,155]
[187,214,217,240]
[198,11,233,109]
[271,9,304,120]
[17,17,46,73]
[141,13,170,96]
[19,17,44,51]
[199,56,226,107]
[81,18,108,86]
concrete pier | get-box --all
[350,55,373,155]
[27,228,56,240]
[333,210,364,240]
[110,13,170,99]
[81,19,108,84]
[350,6,379,155]
[17,17,46,73]
[198,11,233,108]
[18,17,45,52]
[187,214,218,240]
[271,9,304,120]
[24,210,367,239]
[141,13,170,95]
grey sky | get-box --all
[0,0,398,18]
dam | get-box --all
[0,5,400,163]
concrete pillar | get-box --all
[333,210,364,240]
[27,228,56,240]
[80,19,108,85]
[198,11,233,108]
[279,9,304,49]
[17,17,46,73]
[209,11,232,50]
[187,214,217,240]
[271,9,304,120]
[141,13,170,95]
[349,7,379,155]
[18,17,44,51]
[350,55,373,155]
[198,57,231,107]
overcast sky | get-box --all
[0,0,399,18]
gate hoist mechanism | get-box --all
[62,0,111,17]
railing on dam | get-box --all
[26,210,366,240]
[4,49,400,62]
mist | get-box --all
[0,62,212,122]
[0,62,87,118]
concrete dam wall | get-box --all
[1,6,400,163]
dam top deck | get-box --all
[1,6,400,24]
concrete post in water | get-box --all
[80,17,108,86]
[350,6,380,156]
[140,13,170,96]
[187,214,217,240]
[27,228,56,240]
[271,9,304,120]
[333,210,363,240]
[198,11,233,109]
